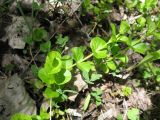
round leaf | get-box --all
[44,87,59,98]
[38,68,55,85]
[90,37,108,58]
[55,69,72,85]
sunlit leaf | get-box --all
[90,37,108,58]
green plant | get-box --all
[125,0,158,13]
[11,113,32,120]
[127,108,140,120]
[121,86,132,97]
[82,0,114,21]
[56,34,69,48]
[91,88,103,106]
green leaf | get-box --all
[137,16,146,27]
[119,21,130,34]
[145,0,158,10]
[125,0,138,9]
[108,23,117,43]
[117,114,123,120]
[153,32,160,40]
[156,75,160,82]
[138,49,160,66]
[116,54,128,63]
[56,34,69,47]
[77,61,94,72]
[40,41,51,52]
[82,71,94,84]
[62,55,73,70]
[31,65,39,77]
[106,60,116,70]
[45,51,62,74]
[34,79,44,89]
[118,36,131,46]
[24,35,33,45]
[127,108,139,120]
[146,17,156,35]
[32,28,48,41]
[38,68,55,85]
[131,39,141,46]
[90,73,102,82]
[71,46,85,62]
[122,86,132,96]
[40,108,50,119]
[133,43,148,54]
[44,87,59,98]
[11,113,32,120]
[83,94,91,111]
[55,69,71,85]
[111,44,120,55]
[90,37,108,58]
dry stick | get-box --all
[88,22,98,36]
[50,98,52,120]
[49,17,69,41]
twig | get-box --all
[49,17,69,40]
[88,22,97,36]
[50,98,52,120]
[123,99,128,120]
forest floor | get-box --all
[0,0,160,120]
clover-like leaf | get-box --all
[71,46,85,62]
[62,55,73,70]
[40,41,51,53]
[77,61,94,72]
[56,34,69,47]
[137,16,146,27]
[38,68,55,85]
[32,28,48,41]
[44,87,59,98]
[90,73,102,82]
[90,37,108,58]
[106,60,116,70]
[44,51,62,74]
[127,108,139,120]
[55,69,71,85]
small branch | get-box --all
[50,98,52,120]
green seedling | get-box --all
[122,86,132,97]
[127,108,140,120]
[56,34,69,48]
[91,88,103,106]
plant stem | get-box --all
[67,53,93,69]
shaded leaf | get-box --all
[40,41,51,52]
[55,69,72,85]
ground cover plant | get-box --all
[0,0,160,120]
